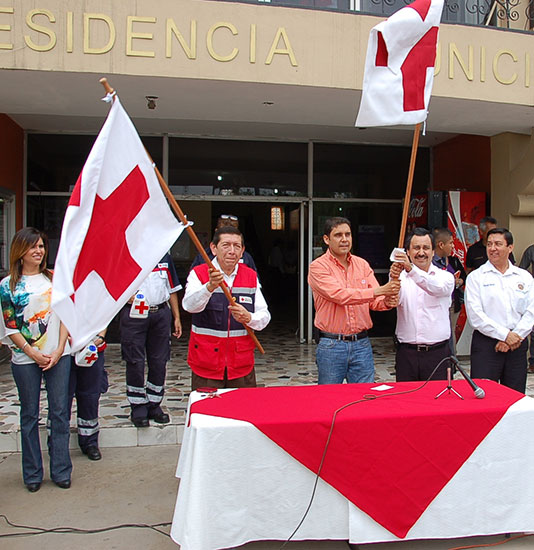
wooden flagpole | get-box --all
[99,78,265,354]
[398,122,422,249]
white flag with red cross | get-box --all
[355,0,444,127]
[52,96,185,351]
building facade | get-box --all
[1,0,533,339]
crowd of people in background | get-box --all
[2,213,534,492]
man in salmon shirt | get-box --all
[182,226,270,390]
[308,217,400,384]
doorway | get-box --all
[172,199,304,338]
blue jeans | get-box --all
[12,355,72,484]
[316,337,375,384]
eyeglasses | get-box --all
[220,215,238,221]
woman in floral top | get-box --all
[0,227,71,492]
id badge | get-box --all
[130,293,149,318]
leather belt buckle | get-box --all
[149,305,159,313]
[416,344,430,352]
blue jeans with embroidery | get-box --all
[11,355,72,484]
[316,337,375,384]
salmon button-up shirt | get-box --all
[308,250,388,335]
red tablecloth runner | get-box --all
[190,380,522,538]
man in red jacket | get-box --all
[182,226,271,390]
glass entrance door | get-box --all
[172,198,305,338]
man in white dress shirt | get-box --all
[182,226,270,390]
[390,228,455,381]
[465,228,534,393]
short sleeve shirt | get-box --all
[0,273,70,364]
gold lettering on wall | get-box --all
[206,22,238,62]
[126,15,156,57]
[265,27,297,66]
[24,9,56,52]
[492,50,517,85]
[448,43,473,81]
[0,6,14,50]
[250,23,256,64]
[166,18,196,59]
[84,13,115,54]
[66,11,73,52]
[434,42,441,76]
[480,46,486,82]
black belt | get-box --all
[320,331,368,342]
[124,302,167,313]
[399,340,448,352]
[148,303,167,313]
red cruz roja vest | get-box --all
[188,263,257,380]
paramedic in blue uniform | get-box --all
[119,253,182,427]
[69,329,108,461]
[183,226,270,390]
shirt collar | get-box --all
[412,262,437,276]
[212,257,239,277]
[327,248,352,268]
[482,260,514,276]
[432,255,447,269]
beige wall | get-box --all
[491,131,534,261]
[1,0,534,106]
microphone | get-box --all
[449,356,485,399]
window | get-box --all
[271,206,285,230]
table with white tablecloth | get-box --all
[171,381,534,550]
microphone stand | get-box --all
[435,359,464,400]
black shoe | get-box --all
[131,416,149,428]
[54,479,71,489]
[149,411,170,424]
[26,482,41,493]
[83,445,102,461]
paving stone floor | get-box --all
[1,318,534,451]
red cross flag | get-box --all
[355,0,444,127]
[52,96,185,351]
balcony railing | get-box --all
[246,0,533,31]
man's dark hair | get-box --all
[487,227,513,246]
[404,227,435,250]
[324,217,351,237]
[433,227,452,244]
[479,216,497,231]
[212,225,243,246]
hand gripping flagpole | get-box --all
[99,78,265,355]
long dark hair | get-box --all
[8,227,52,292]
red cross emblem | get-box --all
[85,353,98,364]
[70,165,149,301]
[135,301,149,315]
[374,0,438,112]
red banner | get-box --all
[447,191,486,266]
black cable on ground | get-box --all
[0,514,171,539]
